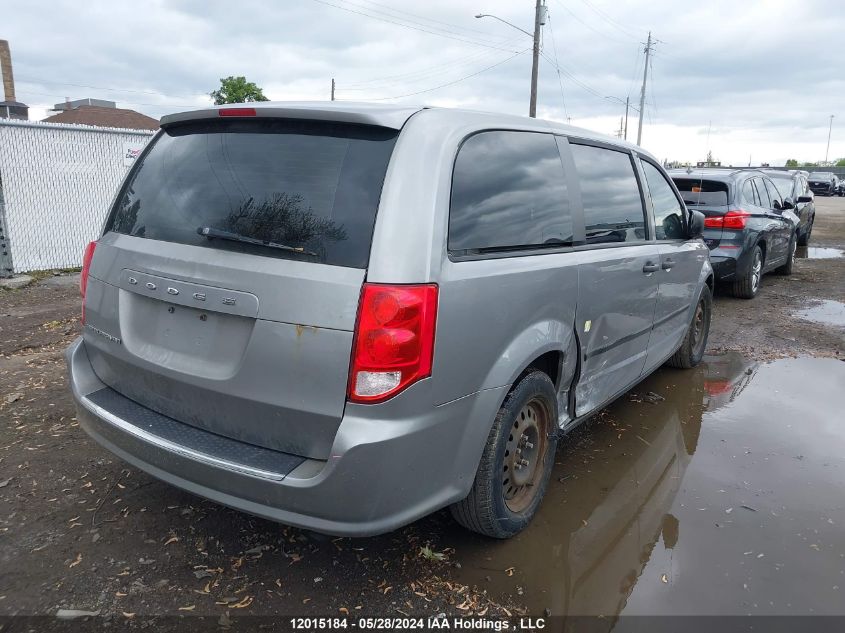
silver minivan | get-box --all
[67,103,712,538]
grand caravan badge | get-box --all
[85,324,122,345]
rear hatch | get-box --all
[83,115,399,459]
[671,178,730,249]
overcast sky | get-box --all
[4,0,843,165]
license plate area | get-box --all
[118,290,255,380]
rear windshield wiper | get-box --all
[197,226,317,257]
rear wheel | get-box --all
[798,219,813,246]
[450,371,558,538]
[731,245,762,299]
[667,284,712,369]
[776,234,797,275]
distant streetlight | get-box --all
[476,2,546,118]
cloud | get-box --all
[4,0,842,164]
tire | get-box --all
[731,245,763,299]
[666,284,712,369]
[775,234,796,275]
[450,370,558,538]
[798,219,812,246]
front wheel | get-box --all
[450,371,558,538]
[798,219,813,246]
[666,284,712,369]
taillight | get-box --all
[80,241,97,323]
[723,209,750,229]
[348,283,438,403]
[703,209,750,230]
[218,107,257,117]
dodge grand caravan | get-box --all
[67,103,713,538]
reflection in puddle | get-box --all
[449,354,845,618]
[794,299,845,327]
[795,246,845,259]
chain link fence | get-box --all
[0,119,154,276]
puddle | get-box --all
[794,300,845,327]
[796,246,845,259]
[448,354,845,616]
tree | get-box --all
[210,76,269,105]
[836,158,845,167]
[785,159,798,168]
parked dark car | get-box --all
[837,178,845,196]
[808,171,837,196]
[670,168,798,299]
[764,169,815,245]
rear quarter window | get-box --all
[449,131,573,253]
[106,119,398,268]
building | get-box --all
[43,98,159,131]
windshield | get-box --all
[809,172,833,180]
[769,176,794,200]
[671,178,729,206]
[106,119,398,268]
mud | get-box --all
[1,198,845,621]
[449,354,845,616]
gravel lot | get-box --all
[1,197,843,625]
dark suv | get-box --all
[808,172,837,196]
[670,168,799,299]
[764,170,815,245]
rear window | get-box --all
[106,119,398,268]
[672,178,730,207]
[769,176,794,201]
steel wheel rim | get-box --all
[503,399,550,513]
[751,251,762,291]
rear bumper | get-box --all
[709,253,739,281]
[66,337,506,536]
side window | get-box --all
[449,131,573,252]
[641,161,686,240]
[763,178,782,209]
[742,180,758,206]
[569,143,646,244]
[754,178,771,208]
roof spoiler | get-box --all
[160,103,425,131]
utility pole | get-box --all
[825,114,834,164]
[529,0,544,118]
[331,78,335,101]
[636,31,653,146]
[624,96,629,140]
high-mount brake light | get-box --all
[218,108,257,117]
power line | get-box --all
[539,50,604,101]
[551,0,633,45]
[17,75,208,100]
[545,13,569,120]
[337,49,529,101]
[341,44,522,89]
[352,0,503,38]
[576,0,642,40]
[308,0,522,52]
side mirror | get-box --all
[688,210,705,239]
[782,198,794,210]
[797,195,813,203]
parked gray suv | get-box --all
[67,103,713,538]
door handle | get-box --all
[642,261,660,273]
[662,258,675,270]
